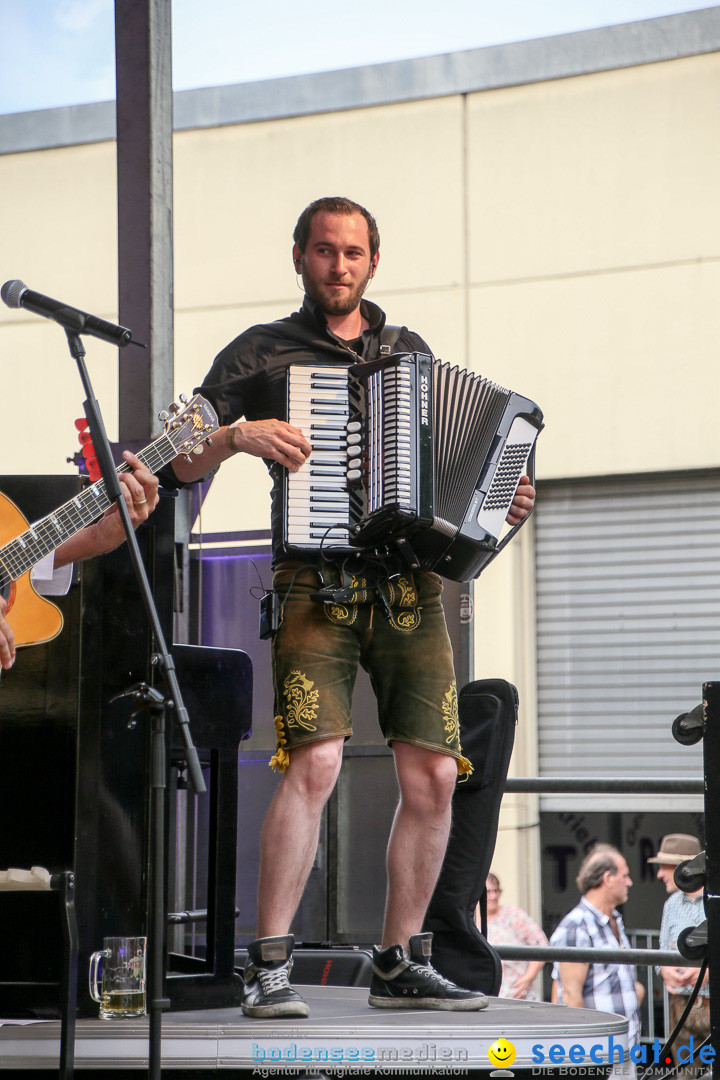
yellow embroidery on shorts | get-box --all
[322,574,366,621]
[442,684,460,746]
[323,601,358,625]
[387,607,422,632]
[351,574,370,603]
[383,575,421,631]
[386,575,417,608]
[396,575,417,607]
[269,715,290,772]
[283,670,319,731]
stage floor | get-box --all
[0,986,628,1075]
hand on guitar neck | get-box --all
[52,451,159,569]
[0,453,159,671]
[0,595,14,672]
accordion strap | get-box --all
[379,324,402,355]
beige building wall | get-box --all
[0,142,120,451]
[468,50,720,913]
[1,14,718,918]
[467,53,720,482]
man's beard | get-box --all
[302,267,373,317]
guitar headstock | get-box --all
[160,394,219,460]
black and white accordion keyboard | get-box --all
[282,353,543,581]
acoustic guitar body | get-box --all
[0,492,64,648]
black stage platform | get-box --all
[0,988,628,1075]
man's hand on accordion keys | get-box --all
[505,475,536,527]
[229,419,312,472]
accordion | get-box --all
[282,353,543,581]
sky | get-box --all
[0,0,717,116]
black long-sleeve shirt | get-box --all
[168,295,432,561]
[199,295,430,425]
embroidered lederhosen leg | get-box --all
[363,570,472,776]
[269,564,471,776]
[269,565,360,771]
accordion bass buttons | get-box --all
[346,419,363,485]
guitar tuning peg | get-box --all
[157,410,170,422]
[183,453,192,463]
[204,436,213,445]
[169,402,181,414]
[178,393,189,404]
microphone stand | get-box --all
[64,326,205,1080]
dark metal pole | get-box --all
[148,692,169,1080]
[702,682,720,1080]
[54,871,78,1080]
[115,0,174,441]
[114,4,177,1069]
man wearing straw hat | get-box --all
[648,834,709,1079]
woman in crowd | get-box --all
[481,871,548,999]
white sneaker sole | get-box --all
[241,1000,310,1019]
[368,994,488,1011]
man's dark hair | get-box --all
[293,196,380,259]
[575,844,621,895]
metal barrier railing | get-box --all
[503,778,703,794]
[495,945,701,967]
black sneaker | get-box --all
[368,932,488,1011]
[241,934,310,1019]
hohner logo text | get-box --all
[420,373,430,425]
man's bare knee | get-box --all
[393,743,458,815]
[283,737,344,804]
[419,755,457,814]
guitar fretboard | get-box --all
[0,432,177,589]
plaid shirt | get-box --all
[550,897,641,1045]
[659,890,708,999]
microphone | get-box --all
[1,279,141,348]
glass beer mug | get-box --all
[89,936,147,1019]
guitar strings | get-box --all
[0,431,177,585]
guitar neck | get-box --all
[0,432,176,587]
